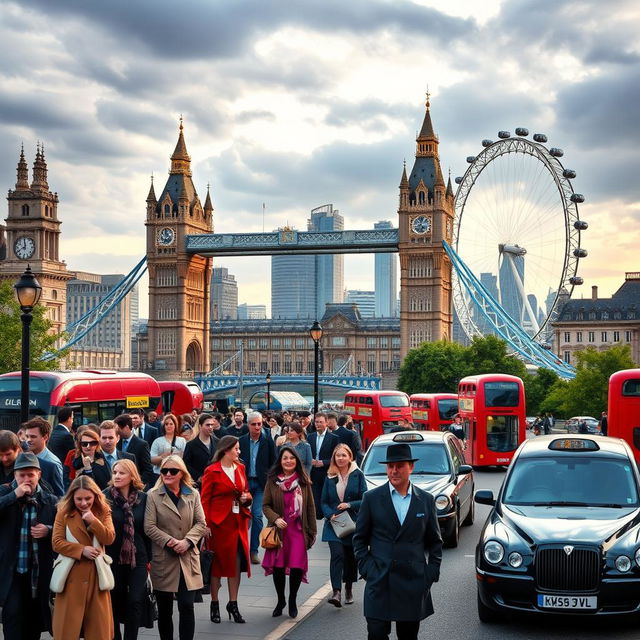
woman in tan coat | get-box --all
[51,475,116,640]
[144,454,207,640]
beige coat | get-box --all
[51,508,116,640]
[144,484,208,592]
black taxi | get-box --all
[475,435,640,621]
[361,430,474,547]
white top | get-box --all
[150,435,186,474]
[221,463,236,483]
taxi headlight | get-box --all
[635,549,640,568]
[615,555,631,573]
[508,552,523,568]
[435,494,451,511]
[484,541,505,564]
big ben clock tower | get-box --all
[398,96,454,358]
[1,145,72,334]
[145,120,213,375]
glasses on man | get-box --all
[249,421,262,426]
[160,468,181,476]
[81,441,98,447]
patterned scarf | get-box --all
[276,472,303,519]
[17,488,39,598]
[111,487,138,567]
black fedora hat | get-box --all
[379,443,418,464]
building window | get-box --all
[21,204,29,216]
[260,361,268,373]
[601,332,608,342]
[295,338,305,349]
[564,332,570,343]
[295,358,304,373]
[248,339,256,348]
[367,356,376,373]
[380,337,388,348]
[588,332,595,343]
[283,338,292,348]
[392,337,401,349]
[563,351,571,364]
[613,331,620,342]
[259,338,268,349]
[626,331,632,342]
[614,312,622,320]
[576,331,583,343]
[272,338,280,348]
[602,311,609,320]
[367,337,377,348]
[589,311,596,320]
[283,356,292,373]
[332,336,346,346]
[223,339,232,348]
[247,360,256,372]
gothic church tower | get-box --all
[398,96,454,358]
[145,121,213,374]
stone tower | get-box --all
[145,121,213,374]
[398,96,454,358]
[2,145,72,333]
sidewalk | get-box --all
[138,522,332,640]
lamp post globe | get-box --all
[14,266,42,424]
[309,321,323,414]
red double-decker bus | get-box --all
[0,370,161,431]
[608,369,640,462]
[410,393,458,431]
[157,381,204,417]
[343,390,412,449]
[457,373,526,467]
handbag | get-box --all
[259,525,282,550]
[93,537,115,591]
[50,526,78,593]
[330,510,356,539]
[200,538,214,588]
[141,575,159,629]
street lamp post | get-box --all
[266,372,271,411]
[309,321,323,415]
[14,266,42,424]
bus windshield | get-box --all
[379,395,409,408]
[484,382,519,407]
[438,398,458,421]
[0,376,57,429]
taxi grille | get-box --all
[536,547,600,592]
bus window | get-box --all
[622,379,640,396]
[485,382,519,407]
[486,415,519,452]
[380,394,409,408]
[437,398,458,421]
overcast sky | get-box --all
[1,0,638,319]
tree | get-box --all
[524,368,560,417]
[461,335,528,379]
[398,340,468,394]
[541,345,635,418]
[0,280,64,374]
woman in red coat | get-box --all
[201,435,252,625]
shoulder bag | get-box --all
[330,510,356,539]
[93,535,115,591]
[259,525,282,549]
[50,525,78,593]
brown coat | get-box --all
[144,484,208,592]
[262,478,317,549]
[51,508,116,640]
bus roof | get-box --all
[609,369,640,383]
[345,389,407,397]
[0,370,159,384]
[410,393,457,400]
[458,373,523,384]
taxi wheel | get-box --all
[444,510,459,548]
[462,490,475,526]
[477,591,500,623]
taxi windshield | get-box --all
[362,443,451,476]
[502,456,640,507]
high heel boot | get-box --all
[210,600,220,623]
[226,600,246,623]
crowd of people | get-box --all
[0,405,383,640]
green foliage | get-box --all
[0,280,65,374]
[398,340,467,394]
[524,368,560,416]
[544,345,635,418]
[462,335,528,378]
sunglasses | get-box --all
[81,441,98,447]
[160,468,181,476]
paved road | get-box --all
[285,467,640,640]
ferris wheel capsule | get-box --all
[573,248,588,258]
[466,156,477,163]
[563,169,576,179]
[569,276,584,285]
[533,133,547,142]
[455,176,463,184]
[482,139,493,147]
[498,131,510,138]
[570,193,585,203]
[515,127,529,136]
[574,220,588,230]
[549,148,564,157]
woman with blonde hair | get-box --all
[71,427,111,490]
[144,455,207,640]
[321,443,367,607]
[52,475,116,640]
[103,459,151,640]
[150,414,187,475]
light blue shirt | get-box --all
[389,482,413,525]
[249,436,261,478]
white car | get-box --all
[566,416,600,434]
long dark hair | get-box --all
[213,435,239,463]
[267,445,311,486]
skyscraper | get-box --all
[374,220,398,317]
[345,290,376,317]
[271,244,315,319]
[308,204,344,318]
[211,267,238,320]
[499,253,525,323]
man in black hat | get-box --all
[0,452,57,640]
[353,443,442,640]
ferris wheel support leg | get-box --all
[506,254,540,334]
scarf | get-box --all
[111,487,138,567]
[17,489,39,598]
[276,472,303,519]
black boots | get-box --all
[226,600,245,623]
[210,600,220,623]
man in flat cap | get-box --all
[353,443,442,640]
[0,451,58,640]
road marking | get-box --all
[465,554,475,558]
[265,580,333,640]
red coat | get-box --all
[201,461,252,577]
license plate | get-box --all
[537,594,597,609]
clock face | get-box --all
[14,236,35,260]
[411,215,432,234]
[157,227,175,246]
